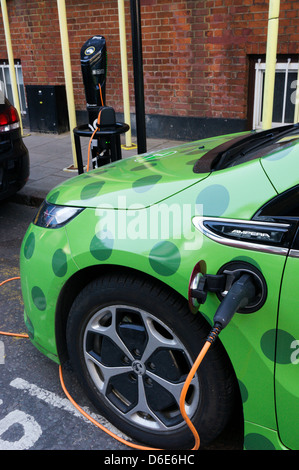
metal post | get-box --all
[118,0,136,149]
[262,0,280,130]
[294,61,299,123]
[130,0,147,154]
[57,0,78,169]
[1,0,23,134]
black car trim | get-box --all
[193,123,299,174]
[192,216,290,256]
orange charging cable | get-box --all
[0,275,216,451]
[87,109,102,172]
[86,84,104,172]
[0,276,28,338]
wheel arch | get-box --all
[55,262,244,447]
[55,263,244,441]
[55,263,189,363]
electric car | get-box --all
[20,123,299,450]
[0,98,29,200]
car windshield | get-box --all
[193,123,299,173]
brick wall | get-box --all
[0,0,298,128]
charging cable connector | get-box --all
[206,273,257,346]
[213,273,256,329]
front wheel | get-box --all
[66,273,237,449]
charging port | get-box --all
[188,260,267,314]
[216,261,267,313]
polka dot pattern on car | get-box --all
[261,329,296,364]
[52,248,68,277]
[238,380,248,403]
[149,241,181,276]
[244,433,276,450]
[90,230,114,261]
[131,163,158,171]
[24,232,35,259]
[132,175,162,193]
[47,190,60,204]
[196,184,230,216]
[80,181,105,200]
[264,143,296,161]
[31,286,47,311]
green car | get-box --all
[20,124,299,450]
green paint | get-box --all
[31,286,47,311]
[20,127,299,450]
[52,249,68,277]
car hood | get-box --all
[46,134,239,209]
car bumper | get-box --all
[0,128,29,200]
[20,223,79,363]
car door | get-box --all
[275,224,299,450]
[256,185,299,450]
[251,185,299,449]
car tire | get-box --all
[66,272,237,449]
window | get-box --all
[252,58,299,130]
[0,61,27,116]
[254,185,299,221]
[193,123,299,174]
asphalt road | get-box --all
[0,199,243,454]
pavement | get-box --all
[16,129,184,207]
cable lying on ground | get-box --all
[0,277,28,338]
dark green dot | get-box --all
[264,145,295,161]
[238,380,248,404]
[24,232,35,260]
[231,256,261,271]
[80,181,105,200]
[131,163,157,171]
[149,241,181,276]
[261,329,296,364]
[244,433,276,450]
[52,249,67,277]
[90,230,114,261]
[132,175,162,193]
[47,191,60,204]
[24,313,34,339]
[31,286,46,311]
[196,184,230,216]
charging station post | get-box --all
[73,35,129,173]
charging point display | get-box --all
[80,35,107,125]
[73,35,129,172]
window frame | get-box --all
[252,57,299,130]
[0,60,27,116]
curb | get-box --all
[12,192,44,208]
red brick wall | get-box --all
[0,0,298,122]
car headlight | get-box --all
[33,201,84,228]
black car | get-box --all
[0,98,29,200]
